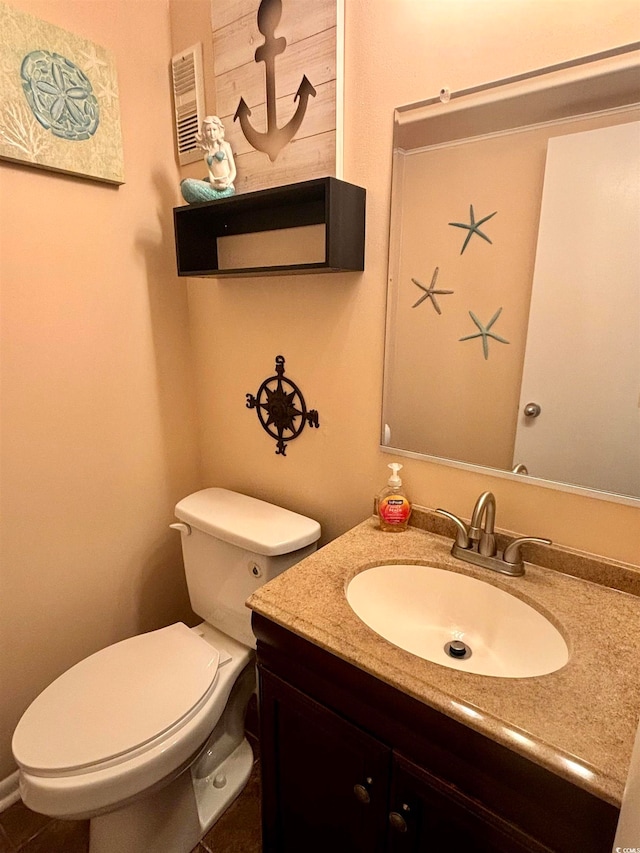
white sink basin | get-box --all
[346,564,568,678]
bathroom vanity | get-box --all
[248,510,640,852]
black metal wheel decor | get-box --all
[246,356,320,456]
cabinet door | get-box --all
[259,668,391,853]
[388,753,551,853]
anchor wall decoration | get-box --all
[234,0,316,162]
[211,0,341,193]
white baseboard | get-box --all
[0,771,20,812]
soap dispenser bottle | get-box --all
[377,463,412,532]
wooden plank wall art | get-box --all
[210,0,343,193]
[0,1,124,184]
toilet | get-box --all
[12,488,320,853]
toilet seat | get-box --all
[14,623,253,821]
[13,623,221,776]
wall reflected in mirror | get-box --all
[382,45,640,502]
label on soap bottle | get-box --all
[379,495,411,525]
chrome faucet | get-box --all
[436,491,551,577]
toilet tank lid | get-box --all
[174,488,321,556]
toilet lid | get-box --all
[13,623,220,774]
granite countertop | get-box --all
[247,509,640,807]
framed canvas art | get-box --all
[0,2,124,184]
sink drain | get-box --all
[445,640,472,660]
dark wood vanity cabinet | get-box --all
[387,753,543,853]
[260,671,390,853]
[254,614,619,853]
[260,670,542,853]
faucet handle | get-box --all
[503,536,552,569]
[435,509,470,549]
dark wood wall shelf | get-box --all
[173,177,366,278]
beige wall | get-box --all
[188,0,640,562]
[1,0,639,791]
[0,0,201,780]
[390,133,545,469]
[169,0,217,182]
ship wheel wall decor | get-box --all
[246,356,320,455]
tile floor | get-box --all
[0,745,262,853]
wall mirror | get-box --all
[382,44,640,505]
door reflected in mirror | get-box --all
[382,45,640,503]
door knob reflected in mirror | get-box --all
[523,402,541,418]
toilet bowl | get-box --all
[12,489,320,853]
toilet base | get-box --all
[88,738,254,853]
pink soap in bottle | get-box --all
[377,463,412,532]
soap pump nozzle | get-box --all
[387,463,403,487]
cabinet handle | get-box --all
[353,777,373,804]
[389,808,409,833]
[353,783,371,804]
[353,785,371,806]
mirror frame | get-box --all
[382,42,640,508]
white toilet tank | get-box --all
[173,489,320,648]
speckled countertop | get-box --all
[247,508,640,807]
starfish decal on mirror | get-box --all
[411,267,453,314]
[459,307,510,359]
[449,205,497,254]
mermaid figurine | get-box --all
[180,116,237,204]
